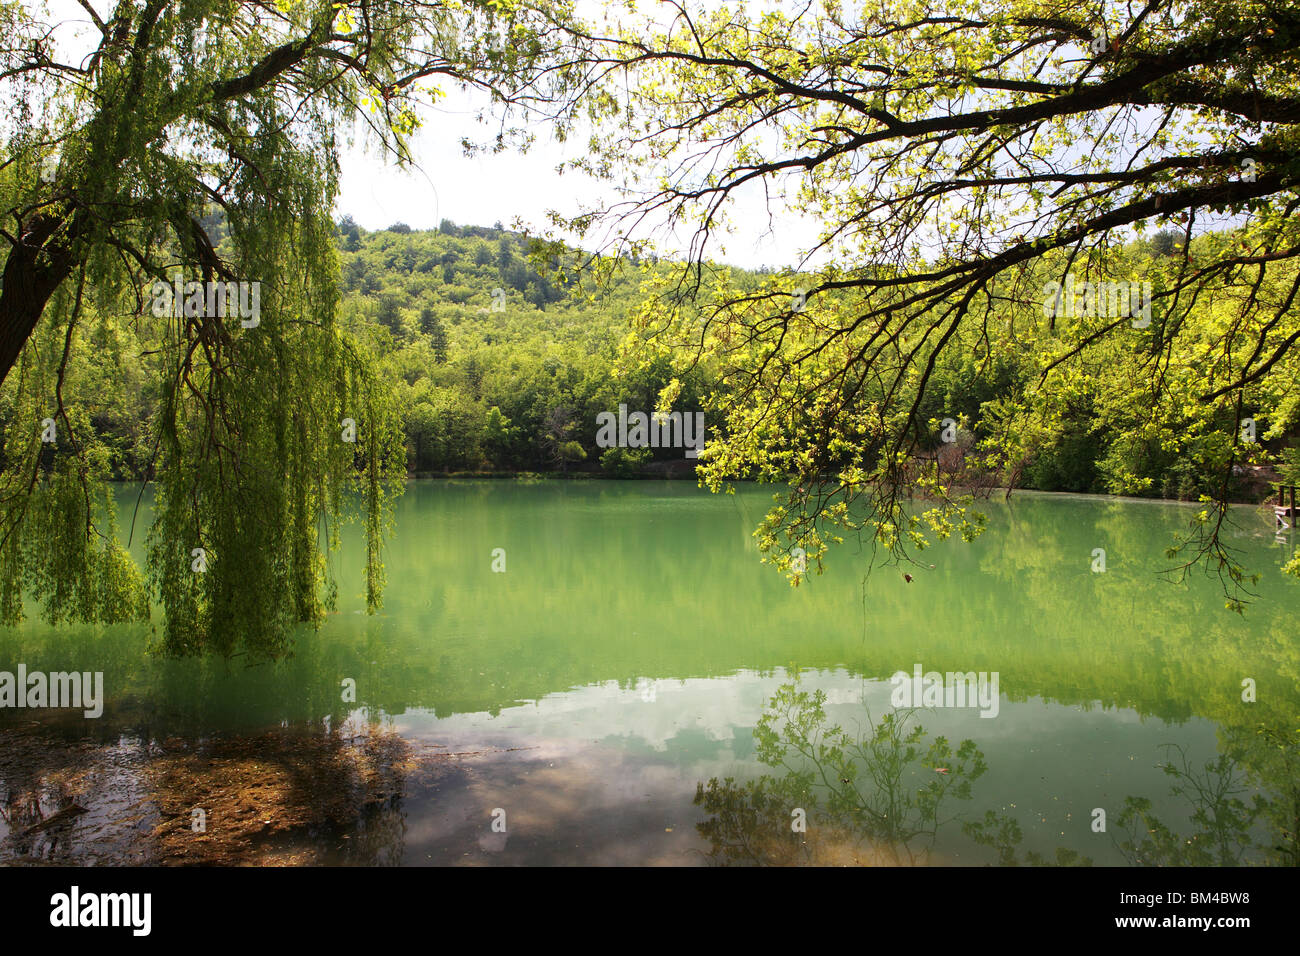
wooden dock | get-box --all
[1275,484,1297,530]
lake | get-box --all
[1,480,1296,865]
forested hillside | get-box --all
[335,220,1298,502]
[24,217,1296,500]
[334,217,715,475]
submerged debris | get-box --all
[1,716,470,866]
[147,726,420,865]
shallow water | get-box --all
[1,480,1296,865]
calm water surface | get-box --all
[1,480,1296,865]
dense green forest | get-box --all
[36,216,1299,502]
[333,217,713,477]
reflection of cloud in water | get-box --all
[398,668,882,752]
[397,741,713,864]
[385,668,1239,865]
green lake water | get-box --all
[1,480,1297,865]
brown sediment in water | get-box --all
[145,727,422,865]
[0,716,467,866]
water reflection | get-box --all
[1,482,1298,865]
[694,678,1008,865]
[694,679,1299,866]
[1109,723,1298,866]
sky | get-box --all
[334,86,822,270]
[333,0,827,269]
[32,0,820,269]
[32,0,1213,269]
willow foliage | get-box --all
[0,0,577,658]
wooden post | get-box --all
[1291,485,1297,518]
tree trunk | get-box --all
[0,212,76,386]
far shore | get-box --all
[398,469,1286,508]
[101,470,1289,509]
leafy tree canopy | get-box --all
[0,0,578,658]
[552,0,1300,606]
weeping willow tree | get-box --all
[551,0,1300,606]
[0,0,578,658]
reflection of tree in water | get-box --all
[1108,723,1298,867]
[693,681,1299,867]
[695,682,1300,867]
[960,720,1299,867]
[693,680,1001,865]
